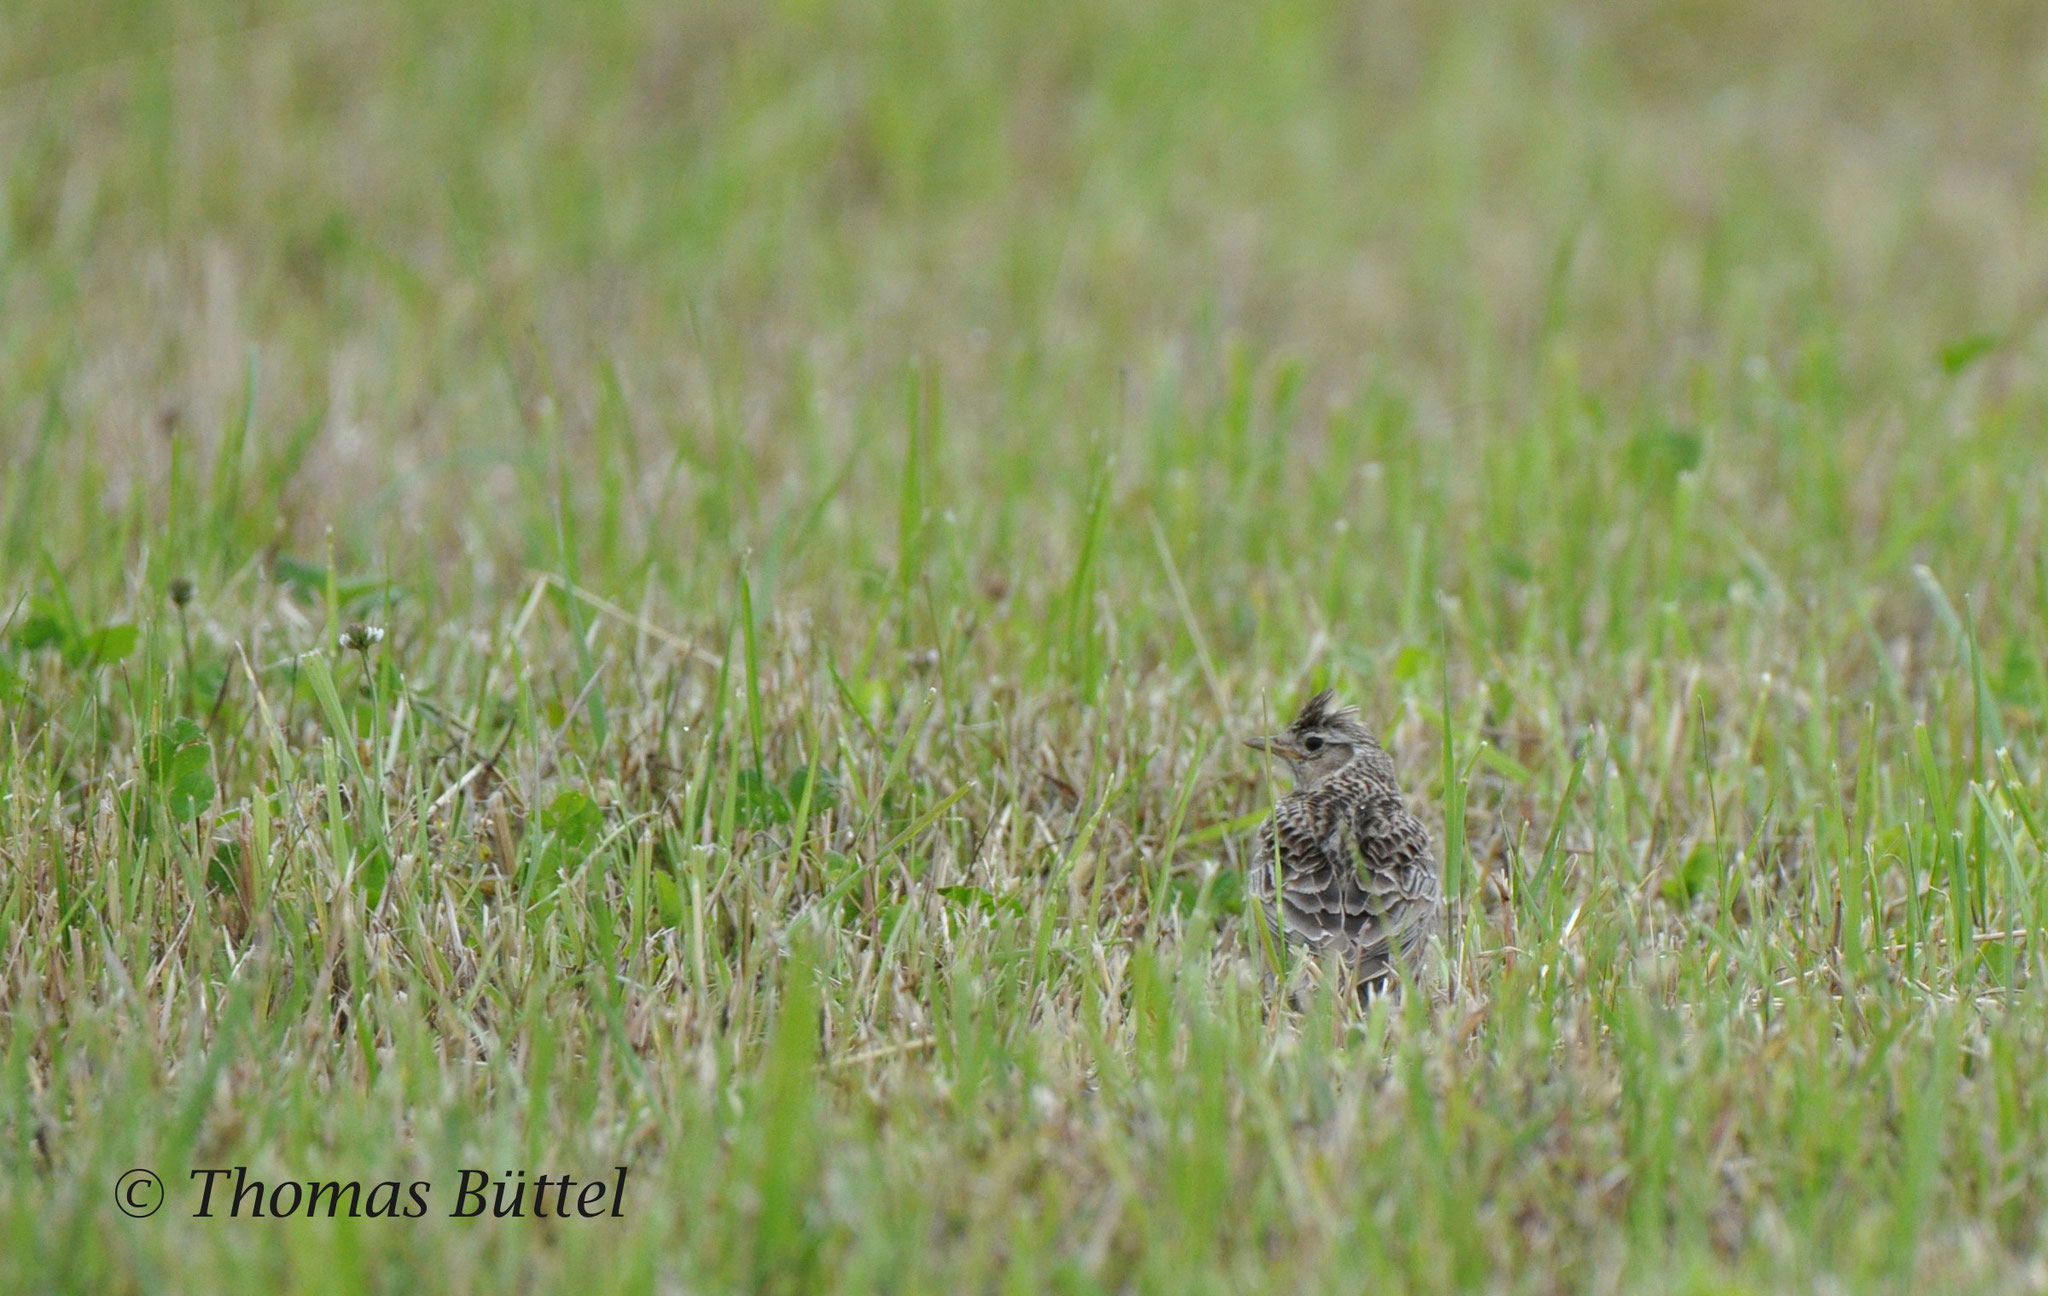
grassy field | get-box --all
[5,0,2048,1290]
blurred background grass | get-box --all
[6,1,2048,1291]
[6,0,2045,624]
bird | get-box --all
[1244,688,1439,999]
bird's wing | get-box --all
[1261,796,1357,944]
[1259,785,1439,970]
[1349,789,1435,901]
[1335,789,1438,963]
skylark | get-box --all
[1245,689,1439,998]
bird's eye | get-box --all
[1303,735,1324,752]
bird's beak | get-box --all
[1244,734,1304,759]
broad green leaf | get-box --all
[273,556,392,608]
[540,789,603,851]
[144,719,215,822]
[936,884,1024,918]
[12,611,66,652]
[1391,645,1431,685]
[73,623,139,667]
[1939,333,2000,374]
[650,871,684,930]
[785,765,841,814]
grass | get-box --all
[4,0,2048,1290]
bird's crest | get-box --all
[1288,688,1373,741]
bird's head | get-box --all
[1244,688,1389,790]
